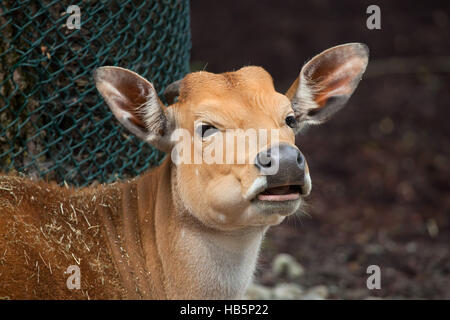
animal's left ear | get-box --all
[286,43,369,131]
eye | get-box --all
[285,115,297,128]
[196,123,219,138]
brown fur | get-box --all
[0,161,170,299]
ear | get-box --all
[94,66,175,152]
[286,43,369,131]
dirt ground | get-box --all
[190,0,450,299]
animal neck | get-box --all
[103,159,267,299]
[173,223,267,299]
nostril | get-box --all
[297,152,304,167]
[257,151,272,168]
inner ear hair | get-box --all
[137,89,167,136]
[288,43,369,129]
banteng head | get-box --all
[94,43,369,231]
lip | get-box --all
[245,174,312,202]
[256,184,302,202]
[257,192,300,201]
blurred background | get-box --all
[190,0,450,299]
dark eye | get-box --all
[197,123,218,138]
[285,115,297,128]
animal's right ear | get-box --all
[94,66,175,152]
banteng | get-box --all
[0,43,369,299]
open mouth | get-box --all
[257,184,302,202]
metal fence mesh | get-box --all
[0,0,191,186]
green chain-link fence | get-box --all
[0,0,191,186]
